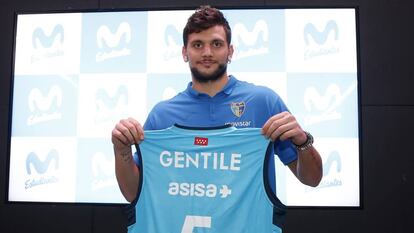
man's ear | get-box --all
[228,44,234,61]
[182,46,188,62]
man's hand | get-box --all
[112,117,143,202]
[263,112,322,187]
[111,117,145,152]
[261,111,306,145]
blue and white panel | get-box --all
[9,8,360,206]
[224,9,285,72]
[9,137,77,202]
[146,11,193,73]
[285,9,357,73]
[231,72,288,102]
[76,73,147,138]
[75,138,127,203]
[282,138,360,206]
[145,74,191,113]
[286,73,358,137]
[12,75,78,137]
[80,12,147,73]
[14,13,82,75]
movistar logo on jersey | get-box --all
[31,24,65,63]
[25,150,59,189]
[304,20,339,60]
[230,102,245,117]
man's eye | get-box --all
[193,43,202,48]
[213,41,222,47]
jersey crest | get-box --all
[230,101,245,117]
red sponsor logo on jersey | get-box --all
[194,137,208,146]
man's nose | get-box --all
[202,45,212,56]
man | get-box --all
[112,5,322,232]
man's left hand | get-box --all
[261,111,307,145]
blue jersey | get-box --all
[128,125,285,233]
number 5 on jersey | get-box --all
[181,215,211,233]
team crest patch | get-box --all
[231,102,245,117]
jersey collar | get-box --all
[186,75,237,98]
[170,123,237,134]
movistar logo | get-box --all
[306,150,343,191]
[323,151,342,177]
[92,152,114,178]
[96,22,132,62]
[94,85,129,123]
[164,25,181,47]
[97,22,131,49]
[303,81,357,126]
[27,85,63,126]
[91,152,116,190]
[304,20,338,45]
[232,20,269,60]
[303,20,339,59]
[25,150,59,189]
[163,24,181,60]
[95,85,128,110]
[26,150,59,175]
[31,24,65,63]
[315,151,343,189]
[32,24,64,49]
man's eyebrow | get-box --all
[212,39,225,43]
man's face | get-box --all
[183,25,233,83]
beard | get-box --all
[190,63,227,83]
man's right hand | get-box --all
[112,117,143,202]
[111,117,145,152]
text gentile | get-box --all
[159,150,242,171]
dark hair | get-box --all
[183,5,231,47]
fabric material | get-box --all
[144,75,297,165]
[139,75,298,193]
[128,125,284,233]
